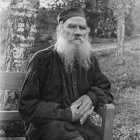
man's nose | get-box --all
[74,27,82,36]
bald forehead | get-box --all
[64,16,87,26]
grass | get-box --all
[95,38,140,140]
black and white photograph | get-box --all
[0,0,140,140]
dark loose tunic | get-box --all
[19,46,114,140]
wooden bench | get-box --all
[0,72,115,140]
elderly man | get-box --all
[19,8,114,140]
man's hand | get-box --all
[71,95,94,124]
[80,106,94,125]
[70,101,82,122]
[73,95,92,115]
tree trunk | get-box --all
[116,9,125,64]
[1,0,38,110]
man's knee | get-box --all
[40,121,81,140]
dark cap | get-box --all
[57,8,86,24]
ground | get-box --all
[93,36,140,140]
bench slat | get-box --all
[0,72,25,90]
[0,111,22,121]
[0,137,26,140]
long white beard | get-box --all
[55,33,92,72]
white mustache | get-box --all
[72,36,84,43]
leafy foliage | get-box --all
[132,1,140,35]
[109,0,134,17]
[109,0,135,37]
[108,0,135,61]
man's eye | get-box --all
[68,24,76,29]
[79,26,86,30]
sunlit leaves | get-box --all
[109,0,135,17]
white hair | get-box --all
[55,22,92,72]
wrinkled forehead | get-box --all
[63,16,87,26]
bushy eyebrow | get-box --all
[67,23,87,29]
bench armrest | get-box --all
[97,104,115,140]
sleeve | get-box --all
[19,54,72,125]
[86,57,114,111]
